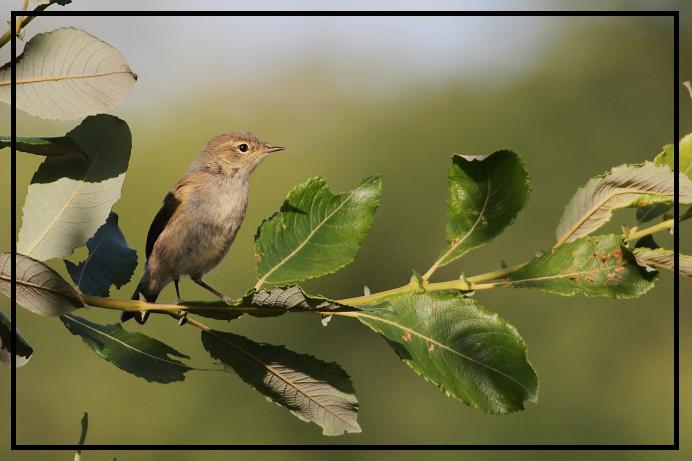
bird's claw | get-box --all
[177,310,188,326]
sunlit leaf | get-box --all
[61,314,192,383]
[633,247,692,279]
[428,151,529,272]
[64,212,137,297]
[653,134,691,179]
[255,176,381,285]
[17,114,132,261]
[508,234,657,298]
[0,309,34,367]
[356,291,538,415]
[0,27,137,120]
[201,329,360,436]
[556,162,692,245]
[0,252,84,316]
[189,285,352,321]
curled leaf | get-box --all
[188,285,353,321]
[0,309,34,367]
[633,247,692,279]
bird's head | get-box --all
[198,131,284,176]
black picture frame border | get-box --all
[9,8,681,452]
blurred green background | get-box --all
[1,1,691,460]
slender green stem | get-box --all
[79,215,678,315]
[627,218,674,241]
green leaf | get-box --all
[201,329,360,436]
[356,291,538,415]
[653,134,691,179]
[556,162,692,246]
[428,151,530,272]
[61,314,192,383]
[0,135,84,158]
[0,252,84,316]
[64,212,137,297]
[0,309,34,367]
[633,247,692,279]
[17,114,132,261]
[255,176,381,285]
[0,27,137,120]
[508,234,657,298]
[189,285,353,321]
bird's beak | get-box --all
[263,145,285,154]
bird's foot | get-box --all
[177,310,188,326]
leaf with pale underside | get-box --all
[0,135,84,158]
[189,285,353,321]
[0,27,137,120]
[0,253,84,316]
[429,151,530,271]
[357,291,537,415]
[17,114,132,261]
[64,213,137,297]
[556,162,692,246]
[255,176,381,285]
[0,309,34,367]
[201,329,360,436]
[633,247,692,279]
[61,314,192,383]
[508,234,657,298]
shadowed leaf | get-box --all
[61,314,192,383]
[255,176,381,285]
[0,27,137,120]
[356,291,537,415]
[0,309,34,367]
[0,252,84,316]
[0,135,84,158]
[508,234,657,298]
[64,212,137,297]
[633,247,692,279]
[556,161,692,245]
[188,285,354,321]
[17,115,132,261]
[202,329,360,436]
[429,151,530,271]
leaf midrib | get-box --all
[0,70,135,87]
[0,272,83,306]
[256,189,356,287]
[437,165,492,265]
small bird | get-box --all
[123,131,284,323]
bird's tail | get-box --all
[121,277,159,324]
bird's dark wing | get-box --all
[145,191,181,259]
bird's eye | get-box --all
[238,143,249,153]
